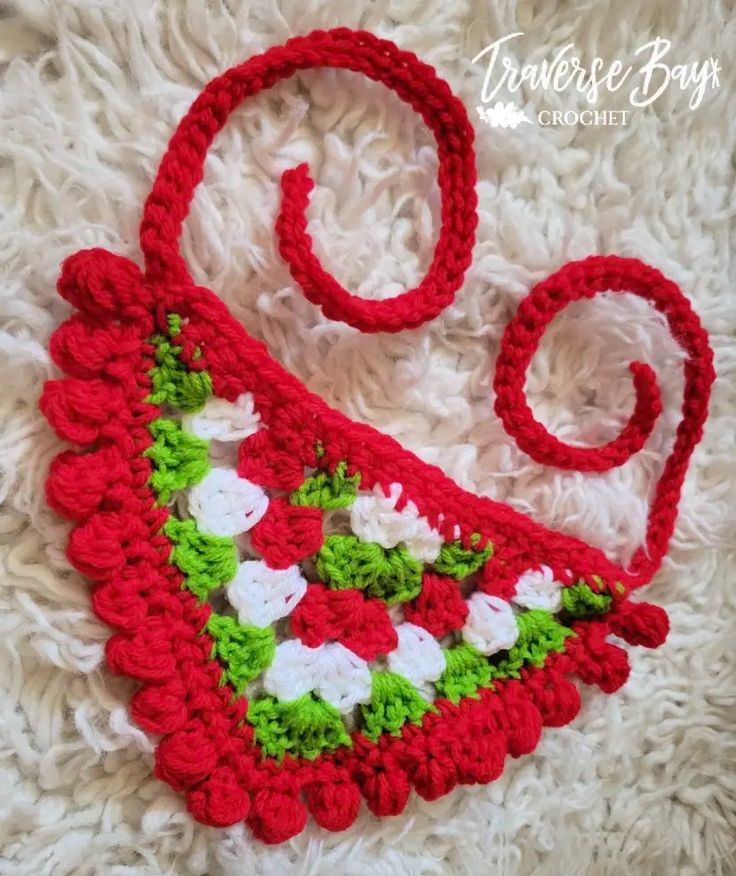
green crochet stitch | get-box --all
[145,418,209,503]
[290,461,360,509]
[435,642,493,703]
[147,314,212,412]
[434,534,492,579]
[247,693,351,760]
[316,534,423,604]
[489,609,573,679]
[561,580,613,617]
[163,517,238,600]
[206,614,275,695]
[360,671,435,739]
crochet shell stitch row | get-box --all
[40,29,715,844]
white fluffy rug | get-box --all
[1,2,734,874]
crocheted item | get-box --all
[40,28,715,844]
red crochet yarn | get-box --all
[39,28,714,844]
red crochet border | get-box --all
[41,250,671,843]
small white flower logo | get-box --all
[476,101,532,129]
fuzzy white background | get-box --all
[1,1,734,874]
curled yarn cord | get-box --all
[140,27,477,333]
[493,255,715,586]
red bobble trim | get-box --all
[57,248,152,318]
[131,678,189,734]
[608,601,669,648]
[67,510,165,580]
[353,743,411,817]
[40,378,130,445]
[238,430,305,492]
[523,667,581,728]
[49,313,152,380]
[304,774,362,832]
[403,573,468,637]
[46,445,143,521]
[401,724,459,802]
[247,786,308,844]
[250,497,323,569]
[92,581,149,632]
[489,682,543,758]
[155,724,220,790]
[453,733,506,785]
[568,622,631,694]
[106,624,178,683]
[187,767,251,827]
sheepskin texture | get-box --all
[1,1,734,874]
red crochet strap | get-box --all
[493,255,715,586]
[139,28,477,333]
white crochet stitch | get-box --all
[350,482,443,562]
[513,565,564,612]
[262,639,321,702]
[462,593,520,655]
[181,392,261,442]
[226,560,307,627]
[262,640,371,712]
[387,622,446,687]
[187,467,268,536]
[315,642,373,712]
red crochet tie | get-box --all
[139,28,478,333]
[493,256,715,586]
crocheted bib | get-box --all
[40,29,714,843]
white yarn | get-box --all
[314,642,373,713]
[262,640,372,712]
[187,467,268,536]
[226,561,307,627]
[350,482,443,562]
[181,393,261,442]
[262,640,319,702]
[387,622,446,687]
[462,593,520,655]
[512,565,563,612]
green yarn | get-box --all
[163,517,238,600]
[360,671,434,739]
[147,316,212,413]
[316,534,423,605]
[166,313,182,336]
[435,642,493,703]
[290,461,360,509]
[561,580,613,617]
[144,419,210,504]
[436,612,573,702]
[490,609,573,679]
[247,694,351,761]
[206,614,275,695]
[434,535,492,579]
